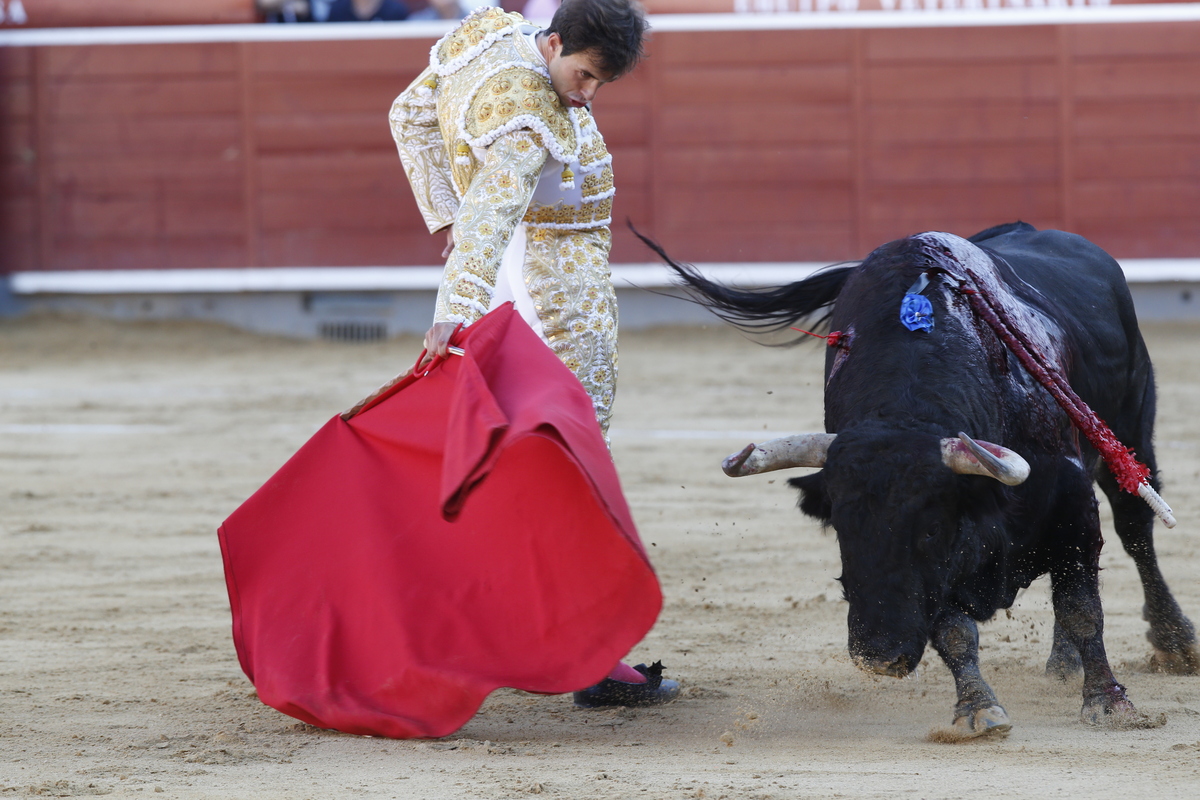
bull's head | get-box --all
[724,427,1028,678]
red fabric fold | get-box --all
[217,303,661,739]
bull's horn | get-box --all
[722,433,836,477]
[941,432,1030,486]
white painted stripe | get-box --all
[2,5,1200,48]
[8,260,1198,295]
[1,424,178,435]
[8,266,448,294]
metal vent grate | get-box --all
[318,321,388,342]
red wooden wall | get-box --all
[2,21,1199,274]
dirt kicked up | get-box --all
[2,314,1199,799]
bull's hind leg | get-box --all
[1099,472,1198,675]
[931,609,1011,737]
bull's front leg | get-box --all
[1050,556,1167,729]
[931,608,1011,737]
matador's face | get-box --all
[541,33,616,109]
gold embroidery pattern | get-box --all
[580,165,614,199]
[438,7,517,63]
[578,133,610,168]
[523,227,618,434]
[434,130,547,325]
[464,66,574,156]
[522,197,613,228]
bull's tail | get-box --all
[633,227,856,335]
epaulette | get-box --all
[459,64,579,186]
[430,7,524,79]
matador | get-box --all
[390,3,626,435]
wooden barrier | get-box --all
[2,11,1199,274]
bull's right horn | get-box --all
[722,433,837,477]
[941,432,1030,486]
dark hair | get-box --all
[545,0,647,78]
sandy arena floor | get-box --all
[2,313,1199,799]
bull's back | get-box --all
[975,227,1151,434]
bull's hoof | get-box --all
[1148,646,1200,676]
[952,705,1012,739]
[1081,696,1167,729]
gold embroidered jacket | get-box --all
[389,7,616,327]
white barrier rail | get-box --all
[9,260,1200,295]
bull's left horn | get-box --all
[722,433,836,477]
[941,432,1030,486]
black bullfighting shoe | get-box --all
[572,662,680,708]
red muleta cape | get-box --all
[217,303,661,738]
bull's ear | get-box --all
[789,472,831,521]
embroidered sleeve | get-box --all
[434,129,547,325]
[390,67,459,234]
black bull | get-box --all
[644,221,1197,735]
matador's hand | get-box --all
[441,227,455,259]
[420,321,460,367]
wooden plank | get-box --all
[0,160,37,195]
[595,68,651,106]
[1072,22,1200,58]
[253,76,416,116]
[1070,220,1200,259]
[59,196,160,237]
[659,64,851,105]
[259,230,442,268]
[55,192,248,238]
[661,105,852,144]
[657,29,854,66]
[608,147,651,188]
[0,82,33,118]
[50,236,250,271]
[0,47,33,78]
[865,142,1059,182]
[48,78,241,119]
[258,191,418,232]
[0,196,38,272]
[163,194,247,237]
[866,63,1059,102]
[1,119,34,159]
[865,183,1061,223]
[50,158,242,193]
[867,101,1059,143]
[1073,59,1200,99]
[1074,99,1200,138]
[49,119,243,158]
[249,39,432,76]
[860,217,1065,250]
[586,106,649,148]
[638,224,855,263]
[660,143,851,183]
[15,0,255,28]
[660,184,853,226]
[258,152,408,193]
[45,44,239,78]
[1074,180,1200,219]
[1074,141,1200,180]
[254,113,396,154]
[865,26,1058,62]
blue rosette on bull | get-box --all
[639,220,1195,740]
[899,273,934,332]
